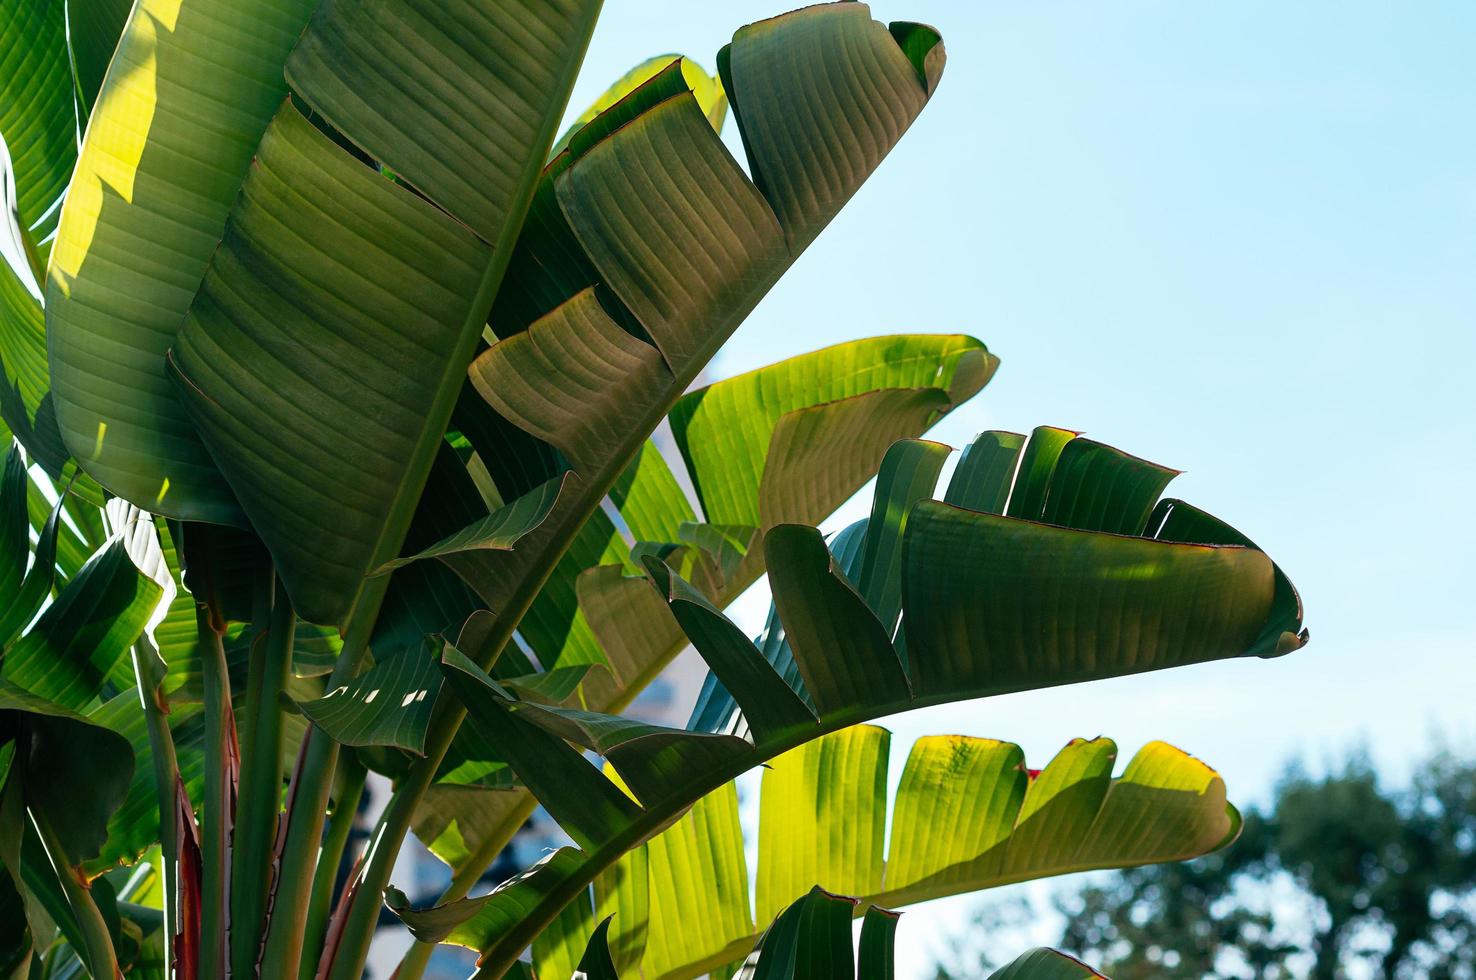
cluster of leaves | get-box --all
[0,1,1310,978]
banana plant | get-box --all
[0,1,1310,978]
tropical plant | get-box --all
[0,1,1309,978]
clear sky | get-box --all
[570,1,1476,972]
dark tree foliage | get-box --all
[936,747,1476,980]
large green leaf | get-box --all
[1,537,163,711]
[553,56,727,159]
[0,139,68,473]
[67,0,135,115]
[439,648,640,853]
[409,784,526,873]
[164,104,482,622]
[571,916,621,980]
[0,483,61,648]
[0,680,135,866]
[765,525,909,716]
[0,0,130,472]
[389,425,1300,976]
[943,429,1025,513]
[755,729,890,927]
[854,439,951,638]
[386,847,586,948]
[167,2,604,628]
[376,475,567,575]
[0,0,75,248]
[722,5,944,255]
[668,337,990,530]
[901,501,1276,697]
[83,691,204,877]
[736,886,856,980]
[574,729,1234,980]
[644,557,815,742]
[1146,496,1309,657]
[47,0,318,520]
[698,422,1303,740]
[297,641,442,754]
[284,0,598,245]
[0,447,26,598]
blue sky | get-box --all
[571,1,1476,970]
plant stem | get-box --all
[131,642,180,980]
[298,753,365,979]
[30,807,119,980]
[197,607,234,980]
[324,555,561,980]
[256,574,387,975]
[230,577,294,977]
[325,715,465,980]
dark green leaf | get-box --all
[65,0,133,113]
[737,886,855,980]
[0,679,134,864]
[856,906,900,980]
[509,701,752,811]
[1004,426,1076,520]
[903,501,1276,698]
[765,524,909,717]
[988,948,1106,979]
[574,916,621,980]
[1148,497,1308,657]
[0,447,27,598]
[297,641,442,753]
[375,474,567,575]
[644,557,815,741]
[0,487,60,648]
[439,647,639,851]
[721,2,939,253]
[3,538,163,710]
[943,430,1025,514]
[854,440,950,638]
[0,0,74,247]
[1039,438,1179,536]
